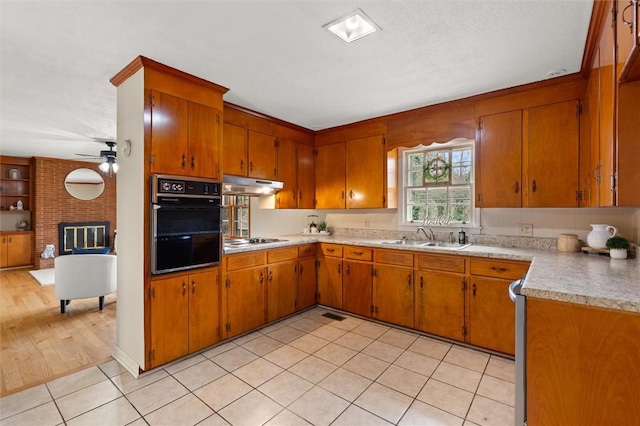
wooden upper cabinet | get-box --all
[223,122,248,176]
[297,143,315,209]
[346,135,386,208]
[276,138,297,209]
[149,91,221,178]
[527,100,580,207]
[149,90,189,175]
[315,142,346,209]
[477,110,523,207]
[248,130,277,180]
[188,103,222,179]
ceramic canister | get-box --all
[587,224,617,249]
[558,234,580,252]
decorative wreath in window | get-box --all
[424,157,452,183]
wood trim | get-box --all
[224,102,315,136]
[581,0,612,78]
[110,56,229,94]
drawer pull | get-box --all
[327,248,335,253]
[353,251,363,255]
[304,248,311,253]
[491,266,508,273]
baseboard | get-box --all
[113,346,140,379]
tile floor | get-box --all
[0,308,515,426]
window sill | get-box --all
[398,224,482,235]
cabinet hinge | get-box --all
[274,138,280,148]
[147,154,155,165]
[611,173,617,191]
[294,299,298,309]
[462,325,467,337]
[317,292,321,302]
[216,326,220,337]
[576,190,582,201]
[382,195,386,205]
[372,268,377,277]
[148,349,155,362]
[315,259,320,268]
[148,287,155,299]
[370,305,375,314]
[478,119,483,130]
[225,323,231,333]
[461,278,467,291]
[381,136,386,146]
[576,103,583,117]
[225,278,230,289]
[215,113,220,124]
[148,95,155,107]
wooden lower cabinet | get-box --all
[298,257,317,310]
[1,232,33,268]
[527,297,640,425]
[224,266,267,338]
[149,268,219,368]
[267,260,298,322]
[343,260,373,317]
[415,270,465,341]
[373,264,414,328]
[317,256,342,309]
[467,276,515,354]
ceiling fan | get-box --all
[75,140,118,174]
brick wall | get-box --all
[33,157,116,269]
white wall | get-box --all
[251,201,640,245]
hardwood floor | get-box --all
[0,268,116,396]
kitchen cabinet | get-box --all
[476,110,522,207]
[316,243,343,308]
[267,247,298,322]
[248,130,277,180]
[0,231,33,268]
[149,90,222,179]
[315,142,346,209]
[298,244,317,310]
[343,259,373,318]
[373,263,414,328]
[346,135,386,208]
[223,251,267,338]
[223,122,247,176]
[276,140,315,209]
[149,268,220,368]
[415,253,466,341]
[527,100,581,207]
[618,0,640,83]
[526,297,640,425]
[468,259,529,355]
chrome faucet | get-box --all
[417,227,435,241]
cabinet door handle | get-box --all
[250,161,254,172]
[346,264,350,275]
[532,179,537,193]
[340,191,345,200]
[269,270,273,282]
[182,281,187,295]
[472,283,477,297]
[8,237,12,243]
[181,154,186,168]
[337,263,341,274]
[514,182,519,194]
[300,264,304,274]
[622,3,634,26]
[298,190,302,201]
[407,274,412,287]
[240,159,244,170]
[191,156,195,169]
[349,190,353,200]
[259,272,264,284]
[191,280,196,294]
[420,276,423,288]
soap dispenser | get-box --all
[458,228,466,244]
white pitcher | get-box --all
[587,224,617,249]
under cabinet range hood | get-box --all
[222,175,284,195]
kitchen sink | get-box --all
[381,240,471,250]
[223,238,287,248]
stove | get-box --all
[223,237,287,247]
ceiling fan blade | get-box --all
[75,153,103,159]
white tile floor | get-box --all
[0,308,515,426]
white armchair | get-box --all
[54,254,117,314]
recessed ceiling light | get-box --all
[545,69,567,78]
[323,8,381,44]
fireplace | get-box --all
[58,221,110,255]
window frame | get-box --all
[222,195,250,238]
[398,138,478,230]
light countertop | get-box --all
[224,235,640,314]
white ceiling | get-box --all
[1,0,594,161]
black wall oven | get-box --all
[151,174,221,275]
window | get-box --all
[402,140,474,226]
[222,195,250,238]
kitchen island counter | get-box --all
[223,235,640,313]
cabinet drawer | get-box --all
[320,243,343,257]
[298,244,317,258]
[226,251,266,271]
[344,246,373,261]
[417,253,466,273]
[374,249,414,267]
[268,247,298,264]
[470,259,530,280]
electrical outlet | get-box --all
[518,223,533,237]
[364,219,370,228]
